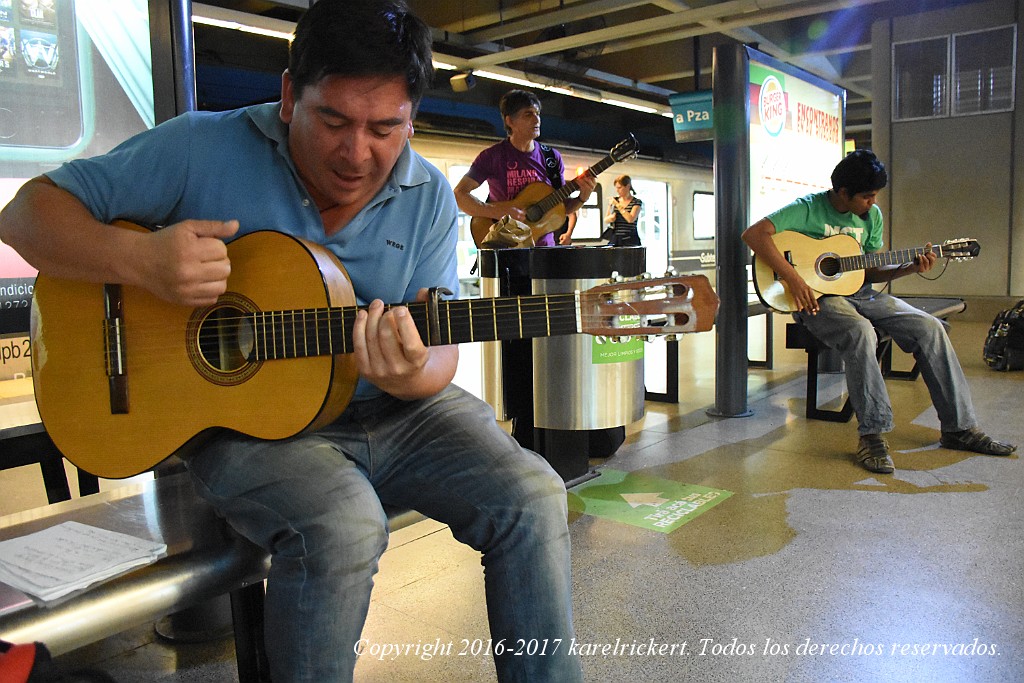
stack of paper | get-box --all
[0,521,167,602]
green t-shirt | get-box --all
[766,191,884,253]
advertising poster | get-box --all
[747,58,845,224]
[1,0,158,381]
[1,0,156,339]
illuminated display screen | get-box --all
[747,55,845,224]
[1,0,161,337]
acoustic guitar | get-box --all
[469,134,640,248]
[751,231,980,313]
[30,224,719,478]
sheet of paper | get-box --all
[0,521,166,602]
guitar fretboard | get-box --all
[530,154,619,217]
[838,244,942,273]
[247,292,581,361]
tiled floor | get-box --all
[3,312,1022,682]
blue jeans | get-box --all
[183,384,582,683]
[795,286,977,436]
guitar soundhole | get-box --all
[187,296,261,386]
[197,306,251,372]
[818,256,840,278]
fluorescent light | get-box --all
[191,15,292,40]
[600,98,659,114]
[192,3,294,41]
[432,60,459,71]
[473,70,539,88]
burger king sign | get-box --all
[758,75,788,137]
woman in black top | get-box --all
[604,174,642,246]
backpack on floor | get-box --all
[983,299,1024,371]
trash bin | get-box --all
[531,247,646,482]
[478,246,647,483]
[531,247,646,430]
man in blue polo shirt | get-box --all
[0,2,582,681]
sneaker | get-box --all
[940,428,1016,456]
[857,434,895,473]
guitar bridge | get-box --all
[779,249,794,280]
[103,284,129,414]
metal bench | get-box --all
[0,471,422,682]
[784,296,967,422]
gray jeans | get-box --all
[183,384,582,683]
[795,286,977,436]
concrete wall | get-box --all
[872,0,1022,298]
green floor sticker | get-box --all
[568,468,732,533]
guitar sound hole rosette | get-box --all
[186,292,262,386]
[816,253,841,279]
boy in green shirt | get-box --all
[743,150,1015,473]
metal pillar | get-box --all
[709,44,753,418]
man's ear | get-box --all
[408,121,415,138]
[280,70,295,124]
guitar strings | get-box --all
[94,304,660,361]
[87,285,692,368]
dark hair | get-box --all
[288,0,433,112]
[498,89,542,134]
[831,149,887,196]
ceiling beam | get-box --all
[459,0,889,100]
[465,0,650,44]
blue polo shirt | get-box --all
[47,102,459,400]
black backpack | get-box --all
[983,299,1024,371]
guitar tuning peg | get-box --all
[609,271,624,283]
[638,335,650,342]
[640,271,653,280]
[662,334,679,342]
[663,267,678,277]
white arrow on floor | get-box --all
[620,492,669,508]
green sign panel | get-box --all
[592,335,644,363]
[592,314,643,363]
[669,90,713,142]
[568,468,732,533]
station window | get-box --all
[692,191,715,241]
[892,36,949,120]
[893,25,1016,121]
[952,25,1016,115]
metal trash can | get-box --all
[530,247,646,431]
[478,246,646,483]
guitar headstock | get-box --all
[940,238,980,260]
[580,273,719,338]
[609,133,640,163]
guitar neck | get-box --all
[247,293,581,361]
[531,153,616,216]
[840,244,939,273]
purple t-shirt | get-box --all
[467,139,565,246]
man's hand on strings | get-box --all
[145,219,239,307]
[352,288,432,397]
